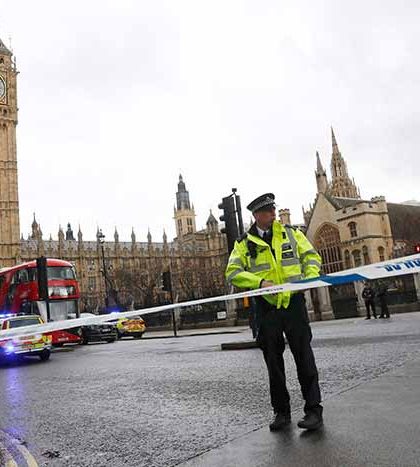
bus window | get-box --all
[18,269,29,283]
[47,267,75,280]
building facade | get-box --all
[19,177,228,312]
[0,38,20,267]
[303,128,420,319]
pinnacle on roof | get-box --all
[331,126,339,154]
[316,151,325,174]
[206,209,218,225]
[0,37,12,56]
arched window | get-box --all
[362,246,370,265]
[348,222,358,238]
[344,250,351,269]
[314,224,343,274]
[352,249,362,267]
[177,219,182,234]
[378,246,385,262]
[187,218,193,233]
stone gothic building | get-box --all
[0,38,228,312]
[302,128,420,319]
[19,175,228,312]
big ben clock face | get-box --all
[0,76,5,100]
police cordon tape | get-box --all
[1,253,420,340]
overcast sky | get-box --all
[1,0,419,242]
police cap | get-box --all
[246,193,276,213]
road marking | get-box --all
[0,440,18,467]
[0,443,18,466]
[0,430,39,467]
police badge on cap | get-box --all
[247,193,276,213]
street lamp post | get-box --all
[97,229,109,309]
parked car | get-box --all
[79,313,118,344]
[115,316,146,339]
[0,314,52,361]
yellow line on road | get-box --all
[0,442,18,467]
[5,458,18,467]
[0,431,39,467]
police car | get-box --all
[115,316,146,339]
[0,314,52,361]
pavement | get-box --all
[1,313,420,466]
[181,357,420,467]
[142,325,249,339]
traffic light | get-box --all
[36,256,49,300]
[162,271,172,292]
[219,195,239,253]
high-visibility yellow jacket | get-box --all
[225,220,321,309]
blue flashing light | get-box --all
[0,313,15,319]
[5,343,15,354]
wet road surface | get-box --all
[1,312,420,466]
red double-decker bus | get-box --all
[0,258,81,345]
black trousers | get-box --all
[379,296,389,318]
[257,293,322,415]
[365,299,377,318]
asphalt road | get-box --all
[1,312,420,466]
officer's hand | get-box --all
[261,280,274,288]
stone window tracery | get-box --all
[344,249,351,269]
[362,246,370,265]
[352,249,362,267]
[378,246,385,262]
[348,222,358,238]
[314,224,343,274]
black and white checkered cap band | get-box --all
[252,197,276,212]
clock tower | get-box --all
[0,37,20,267]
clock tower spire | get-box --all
[0,36,20,266]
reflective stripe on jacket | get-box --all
[225,220,321,309]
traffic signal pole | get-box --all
[218,188,244,254]
[162,270,177,337]
[233,190,244,236]
[36,256,51,322]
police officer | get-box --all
[225,193,323,431]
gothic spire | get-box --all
[329,127,360,199]
[176,174,191,210]
[315,151,328,194]
[316,151,325,174]
[66,222,75,241]
[331,127,339,155]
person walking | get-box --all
[377,281,390,318]
[225,193,323,431]
[362,282,377,319]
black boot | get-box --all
[297,406,323,430]
[269,412,291,431]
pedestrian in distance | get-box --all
[225,193,324,431]
[362,282,377,319]
[377,281,390,319]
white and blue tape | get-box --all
[1,254,419,340]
